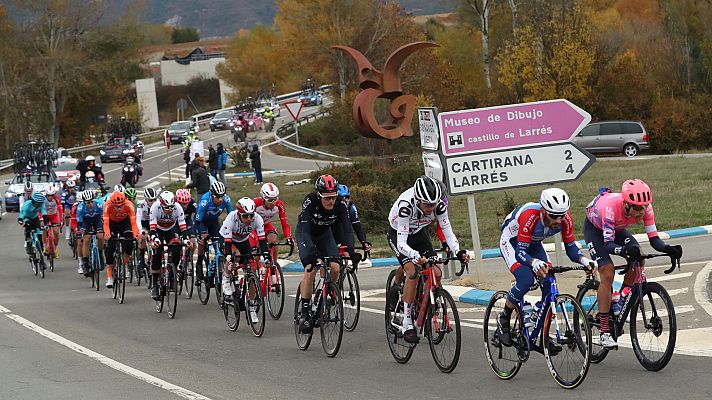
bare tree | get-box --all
[462,0,494,89]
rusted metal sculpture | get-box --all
[332,42,439,139]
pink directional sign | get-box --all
[438,99,591,156]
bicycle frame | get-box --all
[518,273,561,354]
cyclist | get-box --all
[387,176,470,343]
[77,189,105,276]
[220,197,269,323]
[62,180,78,240]
[584,179,682,349]
[295,174,353,334]
[83,170,106,196]
[18,193,48,254]
[496,188,596,347]
[148,191,189,300]
[194,181,233,286]
[125,187,137,206]
[71,191,84,273]
[136,187,158,279]
[102,191,139,288]
[43,184,63,259]
[336,184,372,268]
[19,181,34,208]
[252,183,293,263]
[175,188,197,270]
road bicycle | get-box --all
[385,255,464,373]
[221,251,267,337]
[43,223,62,272]
[576,252,681,371]
[154,241,183,319]
[337,245,367,332]
[24,221,48,278]
[197,236,223,307]
[259,242,292,320]
[85,231,102,291]
[108,235,135,304]
[484,265,591,389]
[176,243,195,299]
[294,253,345,358]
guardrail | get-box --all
[269,109,350,160]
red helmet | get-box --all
[175,189,192,204]
[315,174,338,194]
[621,179,652,206]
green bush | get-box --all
[350,184,401,234]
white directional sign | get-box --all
[422,151,443,181]
[418,107,439,150]
[444,142,595,194]
[285,101,304,121]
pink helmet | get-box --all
[175,188,192,204]
[621,179,652,206]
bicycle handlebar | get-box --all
[268,241,294,257]
[618,253,681,275]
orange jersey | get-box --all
[103,201,139,237]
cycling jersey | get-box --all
[19,192,33,209]
[298,192,350,235]
[254,197,291,237]
[149,201,186,232]
[19,199,46,221]
[135,199,152,231]
[586,192,657,243]
[44,194,63,223]
[76,199,104,230]
[103,200,138,237]
[344,200,366,244]
[220,210,266,243]
[61,189,78,210]
[70,203,79,232]
[181,200,197,236]
[388,187,459,261]
[500,202,582,268]
[195,192,234,223]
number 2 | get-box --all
[564,149,572,160]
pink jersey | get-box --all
[585,192,657,243]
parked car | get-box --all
[209,110,235,131]
[167,121,197,144]
[298,89,322,106]
[100,135,145,163]
[571,121,650,157]
[4,172,58,212]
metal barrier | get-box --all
[269,109,350,160]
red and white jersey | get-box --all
[220,210,265,243]
[149,201,186,232]
[253,197,292,237]
[44,194,62,217]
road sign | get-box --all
[285,101,303,121]
[176,98,188,111]
[444,142,595,195]
[418,107,439,150]
[422,151,443,181]
[438,99,591,156]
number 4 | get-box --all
[566,164,574,174]
[564,149,574,174]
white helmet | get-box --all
[113,184,126,193]
[235,197,256,215]
[540,188,570,215]
[45,184,58,196]
[413,176,442,204]
[158,191,175,207]
[66,180,76,188]
[86,171,95,179]
[260,182,279,199]
[85,155,96,162]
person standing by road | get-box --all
[186,156,211,200]
[249,144,263,185]
[183,147,191,179]
[216,143,228,185]
[208,144,218,178]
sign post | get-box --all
[285,101,304,146]
[176,98,187,121]
[164,129,172,182]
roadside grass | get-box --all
[160,156,712,259]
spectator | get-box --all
[190,152,201,172]
[216,143,228,185]
[208,144,217,178]
[186,156,210,199]
[249,144,263,185]
[183,147,191,179]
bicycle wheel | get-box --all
[176,261,184,296]
[630,282,677,371]
[483,291,523,380]
[117,257,127,304]
[93,249,101,291]
[575,280,608,363]
[112,251,121,300]
[385,268,414,364]
[166,264,178,319]
[266,262,285,320]
[155,275,165,314]
[48,241,54,272]
[128,250,135,284]
[294,283,313,350]
[543,294,591,389]
[223,278,239,331]
[427,288,461,373]
[198,261,211,305]
[246,273,266,337]
[214,258,224,307]
[184,255,194,299]
[341,268,360,332]
[320,283,344,358]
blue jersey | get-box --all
[61,189,78,210]
[195,192,233,222]
[76,199,104,226]
[19,200,46,220]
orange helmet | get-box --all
[109,191,126,207]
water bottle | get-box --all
[530,301,543,326]
[522,301,534,329]
[611,291,622,316]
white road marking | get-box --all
[666,287,689,296]
[648,272,693,283]
[1,306,212,400]
[693,261,712,318]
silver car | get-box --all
[572,121,650,157]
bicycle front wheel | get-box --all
[166,264,178,319]
[630,282,677,371]
[197,261,210,305]
[385,268,414,364]
[575,280,608,363]
[341,268,360,332]
[320,283,344,358]
[117,259,126,304]
[543,294,591,389]
[184,256,194,299]
[93,249,101,291]
[427,288,461,373]
[246,273,266,337]
[223,279,239,331]
[266,262,285,320]
[483,291,523,380]
[294,283,313,350]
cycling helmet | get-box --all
[175,188,192,204]
[260,182,279,199]
[158,191,175,208]
[113,184,125,193]
[31,192,46,205]
[109,191,126,207]
[85,155,95,162]
[413,176,442,204]
[45,185,58,196]
[66,180,76,188]
[82,190,95,201]
[125,187,136,200]
[235,197,256,215]
[337,184,350,197]
[209,181,226,196]
[143,187,158,201]
[315,174,338,194]
[24,181,33,192]
[621,179,652,206]
[85,171,96,180]
[539,188,570,215]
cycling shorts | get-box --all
[387,227,433,267]
[583,218,637,267]
[295,223,338,268]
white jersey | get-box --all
[136,200,151,231]
[220,211,265,243]
[149,201,186,232]
[388,187,459,260]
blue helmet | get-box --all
[31,192,46,205]
[337,184,350,197]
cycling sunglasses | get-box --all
[628,204,645,211]
[240,213,255,218]
[264,197,278,203]
[548,212,565,220]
